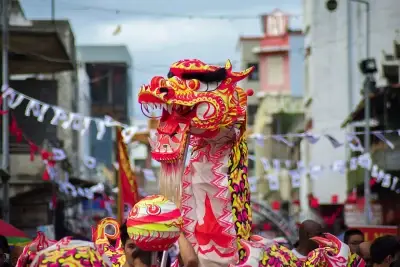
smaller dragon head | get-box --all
[138,59,253,162]
[306,233,365,267]
[92,218,125,267]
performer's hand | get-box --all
[178,233,198,267]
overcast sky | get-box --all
[21,0,301,120]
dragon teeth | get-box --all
[178,123,186,130]
[169,140,179,150]
[175,132,183,140]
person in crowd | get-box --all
[343,229,364,254]
[0,248,10,267]
[370,235,400,267]
[360,241,372,265]
[291,220,323,260]
[120,222,198,267]
[0,236,10,267]
[10,246,24,267]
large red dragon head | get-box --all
[138,59,254,162]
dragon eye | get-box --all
[197,81,220,92]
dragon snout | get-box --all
[310,233,344,252]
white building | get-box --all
[302,0,400,204]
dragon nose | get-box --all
[159,87,169,94]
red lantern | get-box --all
[262,223,272,231]
[272,201,281,210]
[331,195,338,204]
[310,197,319,209]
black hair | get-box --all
[371,235,400,264]
[120,221,129,247]
[343,229,364,244]
[0,235,10,254]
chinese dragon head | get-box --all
[138,59,252,162]
[137,59,365,267]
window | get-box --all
[266,55,284,85]
[247,105,258,125]
[86,64,110,103]
[247,63,259,81]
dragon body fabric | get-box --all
[138,59,366,267]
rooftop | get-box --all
[77,45,132,65]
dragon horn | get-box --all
[225,59,233,71]
[230,65,255,82]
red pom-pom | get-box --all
[246,89,254,96]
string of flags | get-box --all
[247,153,400,195]
[3,85,398,152]
[250,130,396,151]
[3,85,400,197]
[3,85,399,172]
[0,85,153,172]
[1,86,149,144]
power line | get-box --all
[30,0,303,20]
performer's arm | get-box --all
[178,233,198,267]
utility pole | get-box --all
[358,0,372,226]
[1,0,10,222]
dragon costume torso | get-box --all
[137,59,366,267]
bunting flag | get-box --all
[324,134,343,148]
[373,132,394,149]
[250,153,400,195]
[272,135,294,147]
[116,127,139,223]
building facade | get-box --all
[302,0,400,204]
[239,10,304,202]
[0,0,82,232]
[77,45,133,169]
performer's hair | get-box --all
[371,235,400,264]
[119,221,129,247]
[343,229,364,244]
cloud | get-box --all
[91,18,239,52]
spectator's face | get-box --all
[360,242,371,264]
[123,239,151,267]
[124,239,136,266]
[348,234,364,254]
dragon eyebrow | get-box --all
[167,71,175,78]
[180,68,227,83]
